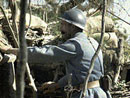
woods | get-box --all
[0,0,130,98]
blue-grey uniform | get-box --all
[27,32,108,98]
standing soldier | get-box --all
[0,8,111,98]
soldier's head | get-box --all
[60,8,86,40]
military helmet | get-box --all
[60,8,86,30]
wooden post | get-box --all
[114,37,124,83]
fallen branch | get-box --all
[0,6,19,48]
[26,63,37,98]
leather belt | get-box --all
[74,80,100,90]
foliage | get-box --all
[113,80,127,91]
[47,21,61,36]
[124,41,130,62]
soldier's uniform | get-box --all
[27,32,108,98]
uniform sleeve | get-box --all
[27,40,77,64]
[58,75,69,88]
[58,73,82,88]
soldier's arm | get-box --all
[27,40,77,64]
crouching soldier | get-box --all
[0,8,111,98]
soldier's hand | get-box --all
[40,81,60,94]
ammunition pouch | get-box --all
[100,75,112,91]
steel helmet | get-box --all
[60,8,86,30]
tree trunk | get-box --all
[16,0,27,98]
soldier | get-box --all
[0,8,111,98]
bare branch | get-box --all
[107,10,130,26]
[81,0,106,97]
[113,2,130,17]
[9,0,19,42]
[88,0,130,26]
[26,0,32,33]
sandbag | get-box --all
[114,27,128,40]
[0,30,12,52]
[0,10,11,20]
[0,9,47,31]
[25,13,47,30]
[84,15,114,34]
[91,32,118,48]
[15,12,47,31]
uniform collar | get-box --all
[74,32,86,37]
